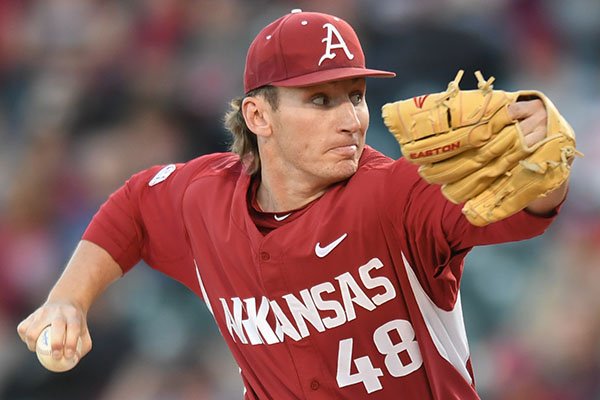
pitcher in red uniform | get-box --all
[17,9,570,399]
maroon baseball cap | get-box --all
[244,9,396,93]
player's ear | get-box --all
[242,96,273,138]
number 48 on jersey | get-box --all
[336,319,423,393]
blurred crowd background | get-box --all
[0,0,598,399]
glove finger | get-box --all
[441,129,533,203]
[448,89,516,131]
[420,124,522,184]
[382,92,450,144]
[399,104,517,165]
[462,136,576,226]
[400,122,495,164]
[382,90,516,152]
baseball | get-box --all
[35,326,82,372]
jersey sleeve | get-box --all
[386,159,560,309]
[82,163,195,284]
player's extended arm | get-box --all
[382,70,581,226]
[523,175,569,215]
[17,239,123,364]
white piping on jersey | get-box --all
[195,259,214,315]
[401,252,472,385]
[239,368,247,397]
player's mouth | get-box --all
[329,144,358,157]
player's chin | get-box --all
[330,158,359,181]
[324,146,362,178]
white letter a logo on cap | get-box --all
[318,23,355,66]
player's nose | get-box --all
[337,100,361,134]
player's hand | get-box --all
[17,301,92,361]
[508,99,547,147]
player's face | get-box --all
[268,78,369,186]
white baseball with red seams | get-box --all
[36,326,82,372]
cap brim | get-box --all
[270,67,395,88]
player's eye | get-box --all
[311,94,330,106]
[350,92,364,106]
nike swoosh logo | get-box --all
[315,233,348,258]
[274,213,292,221]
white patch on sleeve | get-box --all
[148,164,176,186]
[401,252,472,384]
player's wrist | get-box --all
[45,289,91,315]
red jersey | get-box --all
[83,146,557,399]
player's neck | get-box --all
[255,168,328,213]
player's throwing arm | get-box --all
[17,240,123,372]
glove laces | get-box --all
[475,70,495,93]
[443,70,496,98]
[445,70,464,98]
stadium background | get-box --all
[0,0,598,398]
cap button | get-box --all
[291,9,302,13]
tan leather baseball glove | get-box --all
[381,70,582,226]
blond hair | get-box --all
[224,86,279,175]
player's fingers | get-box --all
[80,327,93,357]
[524,126,547,147]
[17,318,40,352]
[50,320,67,360]
[17,316,33,344]
[508,99,544,121]
[20,313,48,352]
[63,317,83,360]
[517,109,547,136]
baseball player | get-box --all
[17,9,577,399]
